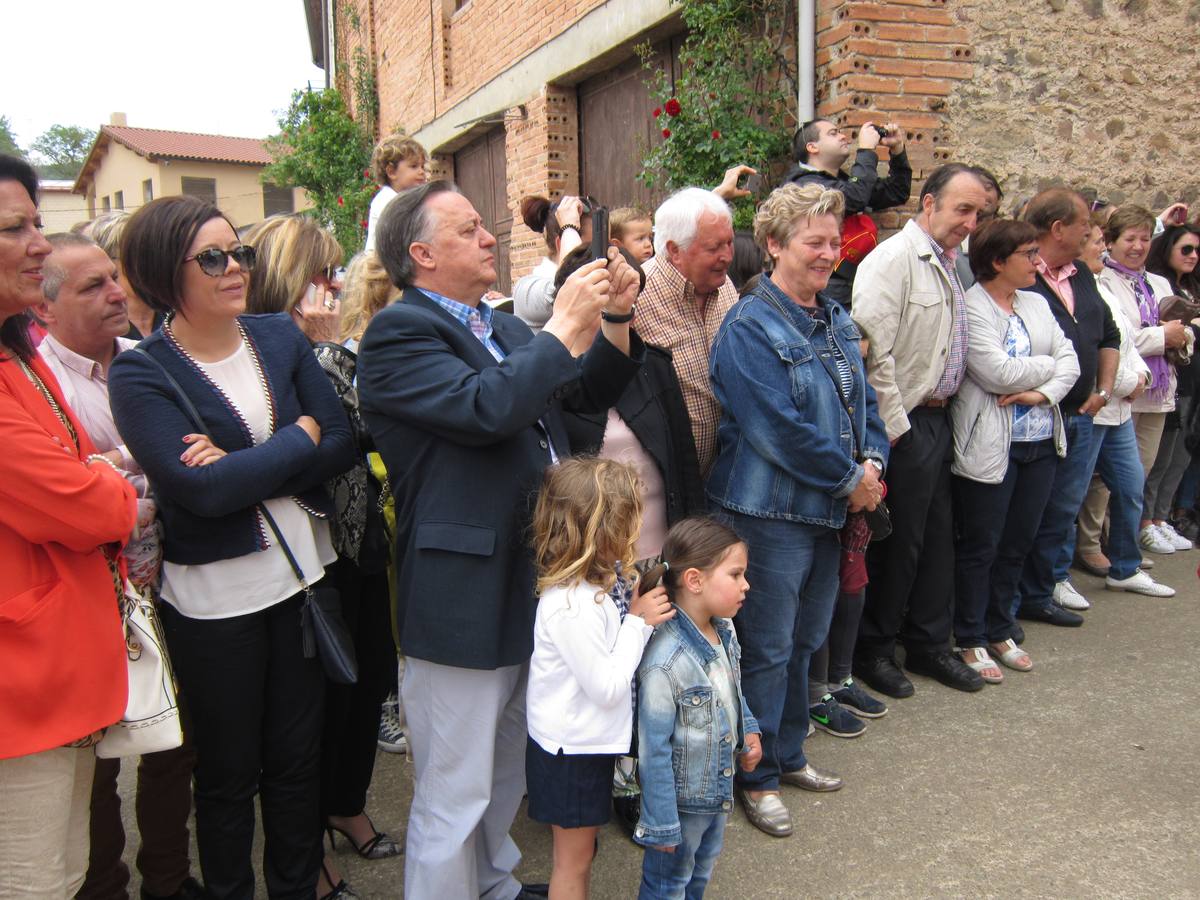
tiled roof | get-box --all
[102,126,274,165]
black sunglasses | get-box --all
[1180,245,1198,257]
[185,245,256,277]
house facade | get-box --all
[73,115,308,229]
[310,0,1200,286]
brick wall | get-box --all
[506,86,581,277]
[815,0,975,228]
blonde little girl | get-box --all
[526,457,675,898]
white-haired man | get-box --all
[637,187,736,474]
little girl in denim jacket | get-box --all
[525,457,676,897]
[634,517,762,899]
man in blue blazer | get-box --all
[357,181,643,900]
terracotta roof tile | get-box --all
[103,126,274,165]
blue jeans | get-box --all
[638,812,726,900]
[716,510,839,791]
[1015,415,1096,615]
[1056,419,1145,581]
[954,440,1057,648]
[1178,457,1200,511]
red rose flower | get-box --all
[653,107,662,118]
[364,169,371,177]
[665,98,682,117]
[712,130,721,139]
[662,128,672,139]
[337,196,344,206]
[361,220,368,228]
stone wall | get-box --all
[950,0,1200,211]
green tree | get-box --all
[263,88,375,258]
[30,124,96,180]
[0,117,23,159]
[638,0,795,228]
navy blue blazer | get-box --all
[357,288,644,670]
[109,313,356,566]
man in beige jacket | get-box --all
[850,163,991,698]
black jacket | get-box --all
[1028,263,1121,413]
[563,345,706,532]
[357,288,643,670]
[782,149,912,305]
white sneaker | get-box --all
[1105,570,1177,597]
[1156,522,1193,551]
[1139,524,1176,554]
[1053,580,1091,610]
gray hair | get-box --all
[88,211,131,259]
[43,233,99,301]
[376,180,460,288]
[653,188,733,258]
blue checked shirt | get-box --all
[419,288,559,463]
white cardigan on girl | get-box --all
[527,580,654,755]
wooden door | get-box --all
[578,36,682,212]
[454,126,513,294]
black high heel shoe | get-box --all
[326,814,403,859]
[318,858,360,900]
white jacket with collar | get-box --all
[950,285,1080,484]
[852,219,960,442]
[1096,267,1176,414]
[527,580,654,755]
[1094,281,1152,426]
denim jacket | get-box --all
[707,275,889,528]
[634,609,760,847]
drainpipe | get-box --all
[797,0,815,122]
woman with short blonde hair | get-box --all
[339,252,398,347]
[244,215,343,341]
[709,181,887,837]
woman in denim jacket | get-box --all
[707,184,888,837]
[635,518,761,899]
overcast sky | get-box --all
[3,0,327,147]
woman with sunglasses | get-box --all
[1098,206,1193,557]
[1142,224,1200,545]
[108,196,355,899]
[245,217,402,899]
[950,219,1079,683]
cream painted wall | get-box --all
[39,186,87,234]
[84,140,308,227]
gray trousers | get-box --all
[402,658,528,900]
[1146,396,1194,521]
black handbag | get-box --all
[130,348,358,683]
[809,330,893,541]
[259,505,358,685]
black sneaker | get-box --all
[831,678,888,718]
[809,695,866,738]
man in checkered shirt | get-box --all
[635,188,738,476]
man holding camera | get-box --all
[783,119,911,307]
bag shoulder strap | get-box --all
[130,347,206,434]
[131,347,309,590]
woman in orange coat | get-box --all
[0,154,138,898]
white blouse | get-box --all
[159,342,335,619]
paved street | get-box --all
[120,549,1199,898]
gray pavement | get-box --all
[120,549,1200,899]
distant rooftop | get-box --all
[75,123,276,192]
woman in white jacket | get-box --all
[1067,221,1176,599]
[950,220,1079,683]
[1097,205,1192,555]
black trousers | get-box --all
[859,406,955,658]
[77,737,196,900]
[320,557,396,819]
[161,591,325,900]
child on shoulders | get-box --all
[635,517,762,899]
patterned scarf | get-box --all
[1104,258,1171,403]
